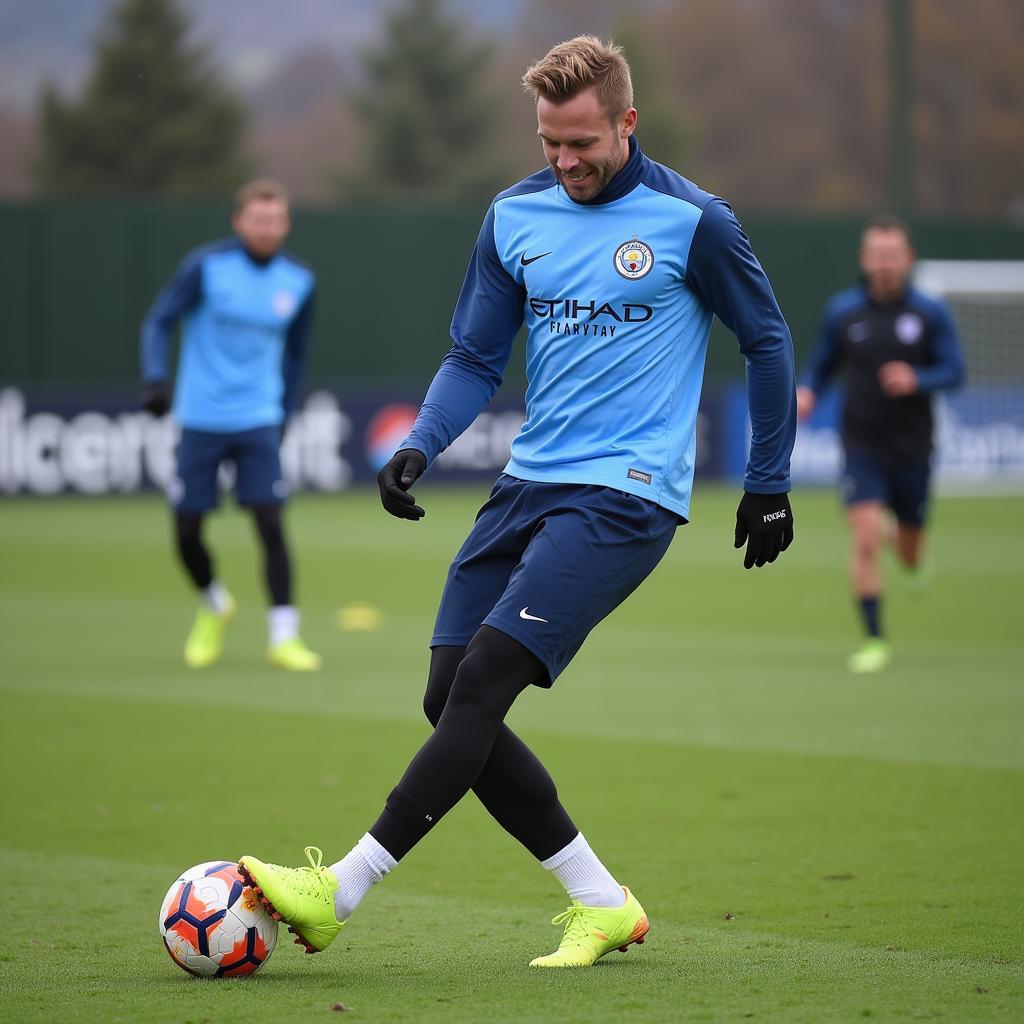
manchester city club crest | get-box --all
[895,312,923,344]
[613,238,654,280]
[272,290,297,318]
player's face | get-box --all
[536,86,636,202]
[859,228,915,301]
[233,198,291,260]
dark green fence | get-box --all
[2,200,1021,394]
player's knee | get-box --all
[852,528,881,561]
[174,512,203,552]
[445,633,537,720]
[422,692,444,726]
[422,646,464,726]
[422,675,453,726]
[849,512,883,561]
[446,652,497,714]
[445,646,522,722]
[252,505,286,551]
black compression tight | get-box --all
[173,505,292,607]
[174,511,213,590]
[369,627,579,862]
[250,504,292,607]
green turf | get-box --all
[0,486,1022,1023]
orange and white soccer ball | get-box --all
[159,861,278,978]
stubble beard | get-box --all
[557,147,623,203]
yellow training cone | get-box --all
[336,604,383,631]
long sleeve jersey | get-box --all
[402,136,796,520]
[141,238,316,432]
[802,283,965,459]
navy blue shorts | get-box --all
[842,447,931,526]
[432,474,681,686]
[170,426,288,512]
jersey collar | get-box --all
[858,278,911,309]
[572,134,646,207]
[233,236,277,268]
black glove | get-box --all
[734,491,793,569]
[377,448,428,521]
[141,380,170,417]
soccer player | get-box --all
[239,37,796,966]
[141,178,321,672]
[796,216,965,674]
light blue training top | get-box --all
[141,238,316,433]
[402,137,796,520]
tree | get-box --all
[915,0,1024,216]
[343,0,500,202]
[612,22,691,174]
[35,0,249,197]
[649,0,887,213]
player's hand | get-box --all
[141,380,170,417]
[734,491,793,569]
[878,361,918,397]
[377,448,428,521]
[795,385,817,422]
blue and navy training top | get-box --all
[141,238,316,433]
[802,282,965,458]
[402,136,796,520]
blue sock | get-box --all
[858,596,882,638]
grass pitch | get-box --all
[1,485,1021,1023]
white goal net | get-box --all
[914,260,1024,490]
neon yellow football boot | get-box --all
[529,887,649,968]
[847,637,892,674]
[183,596,236,668]
[238,846,344,953]
[266,636,322,671]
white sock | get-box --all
[268,605,299,646]
[329,833,397,921]
[202,581,230,614]
[541,832,625,908]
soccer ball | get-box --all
[159,861,278,978]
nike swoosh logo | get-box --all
[519,607,549,623]
[520,251,552,266]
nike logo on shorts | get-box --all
[519,607,549,623]
[520,251,551,266]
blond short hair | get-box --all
[233,178,291,214]
[862,214,912,244]
[522,35,633,118]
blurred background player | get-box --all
[796,215,964,673]
[140,178,321,672]
[239,35,795,970]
